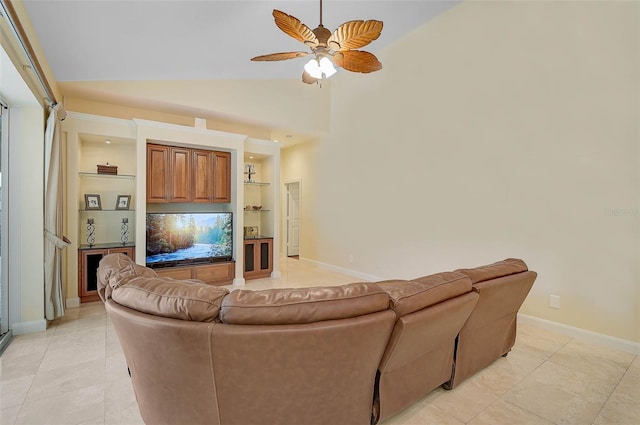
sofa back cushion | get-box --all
[97,253,157,300]
[220,282,390,325]
[455,258,528,284]
[111,276,229,322]
[377,273,472,316]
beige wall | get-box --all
[281,141,321,260]
[285,1,639,342]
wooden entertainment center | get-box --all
[145,143,235,285]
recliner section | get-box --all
[97,254,536,425]
[373,274,478,423]
[448,258,537,389]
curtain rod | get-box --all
[0,0,57,107]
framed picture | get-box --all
[84,194,102,210]
[115,195,131,210]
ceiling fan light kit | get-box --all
[304,56,336,79]
[251,0,383,84]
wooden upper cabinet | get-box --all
[192,149,212,203]
[146,144,169,203]
[147,144,231,204]
[212,151,231,203]
[169,147,192,202]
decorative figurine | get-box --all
[121,218,129,245]
[87,218,95,247]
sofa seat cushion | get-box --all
[97,253,157,300]
[111,276,229,322]
[220,282,390,325]
[378,273,472,316]
[455,258,528,284]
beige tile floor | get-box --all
[1,258,638,425]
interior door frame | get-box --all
[282,179,301,258]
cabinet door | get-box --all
[212,151,231,203]
[155,267,192,280]
[192,149,212,203]
[169,147,192,202]
[244,239,273,279]
[79,249,105,303]
[146,144,170,203]
[108,246,135,261]
[258,239,273,273]
[244,241,256,274]
[193,263,234,286]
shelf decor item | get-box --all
[97,163,118,175]
[244,163,255,183]
[115,195,131,210]
[84,194,102,210]
[244,226,259,238]
[86,218,96,247]
[121,218,129,245]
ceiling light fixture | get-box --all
[105,140,111,144]
[251,0,383,84]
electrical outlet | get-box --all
[549,294,561,309]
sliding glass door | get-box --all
[0,101,8,345]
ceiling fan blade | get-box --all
[332,50,382,73]
[302,71,319,84]
[251,52,309,61]
[327,20,383,51]
[273,9,319,48]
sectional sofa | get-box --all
[97,254,536,425]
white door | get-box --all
[286,182,300,257]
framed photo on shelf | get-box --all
[84,194,102,210]
[115,195,131,210]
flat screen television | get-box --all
[146,212,233,267]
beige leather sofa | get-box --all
[97,254,535,425]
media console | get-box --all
[153,261,235,286]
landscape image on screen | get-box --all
[146,213,232,265]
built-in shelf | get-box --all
[79,172,136,179]
[244,181,270,186]
[78,242,136,250]
[79,209,136,212]
[244,209,271,213]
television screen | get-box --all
[146,212,232,267]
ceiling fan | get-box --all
[251,0,383,84]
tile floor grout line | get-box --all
[589,362,635,425]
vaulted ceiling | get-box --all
[22,0,458,141]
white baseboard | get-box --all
[66,298,80,309]
[232,277,246,286]
[12,319,47,335]
[299,257,383,282]
[271,270,282,278]
[518,313,640,355]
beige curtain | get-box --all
[44,103,69,320]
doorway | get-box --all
[285,181,300,257]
